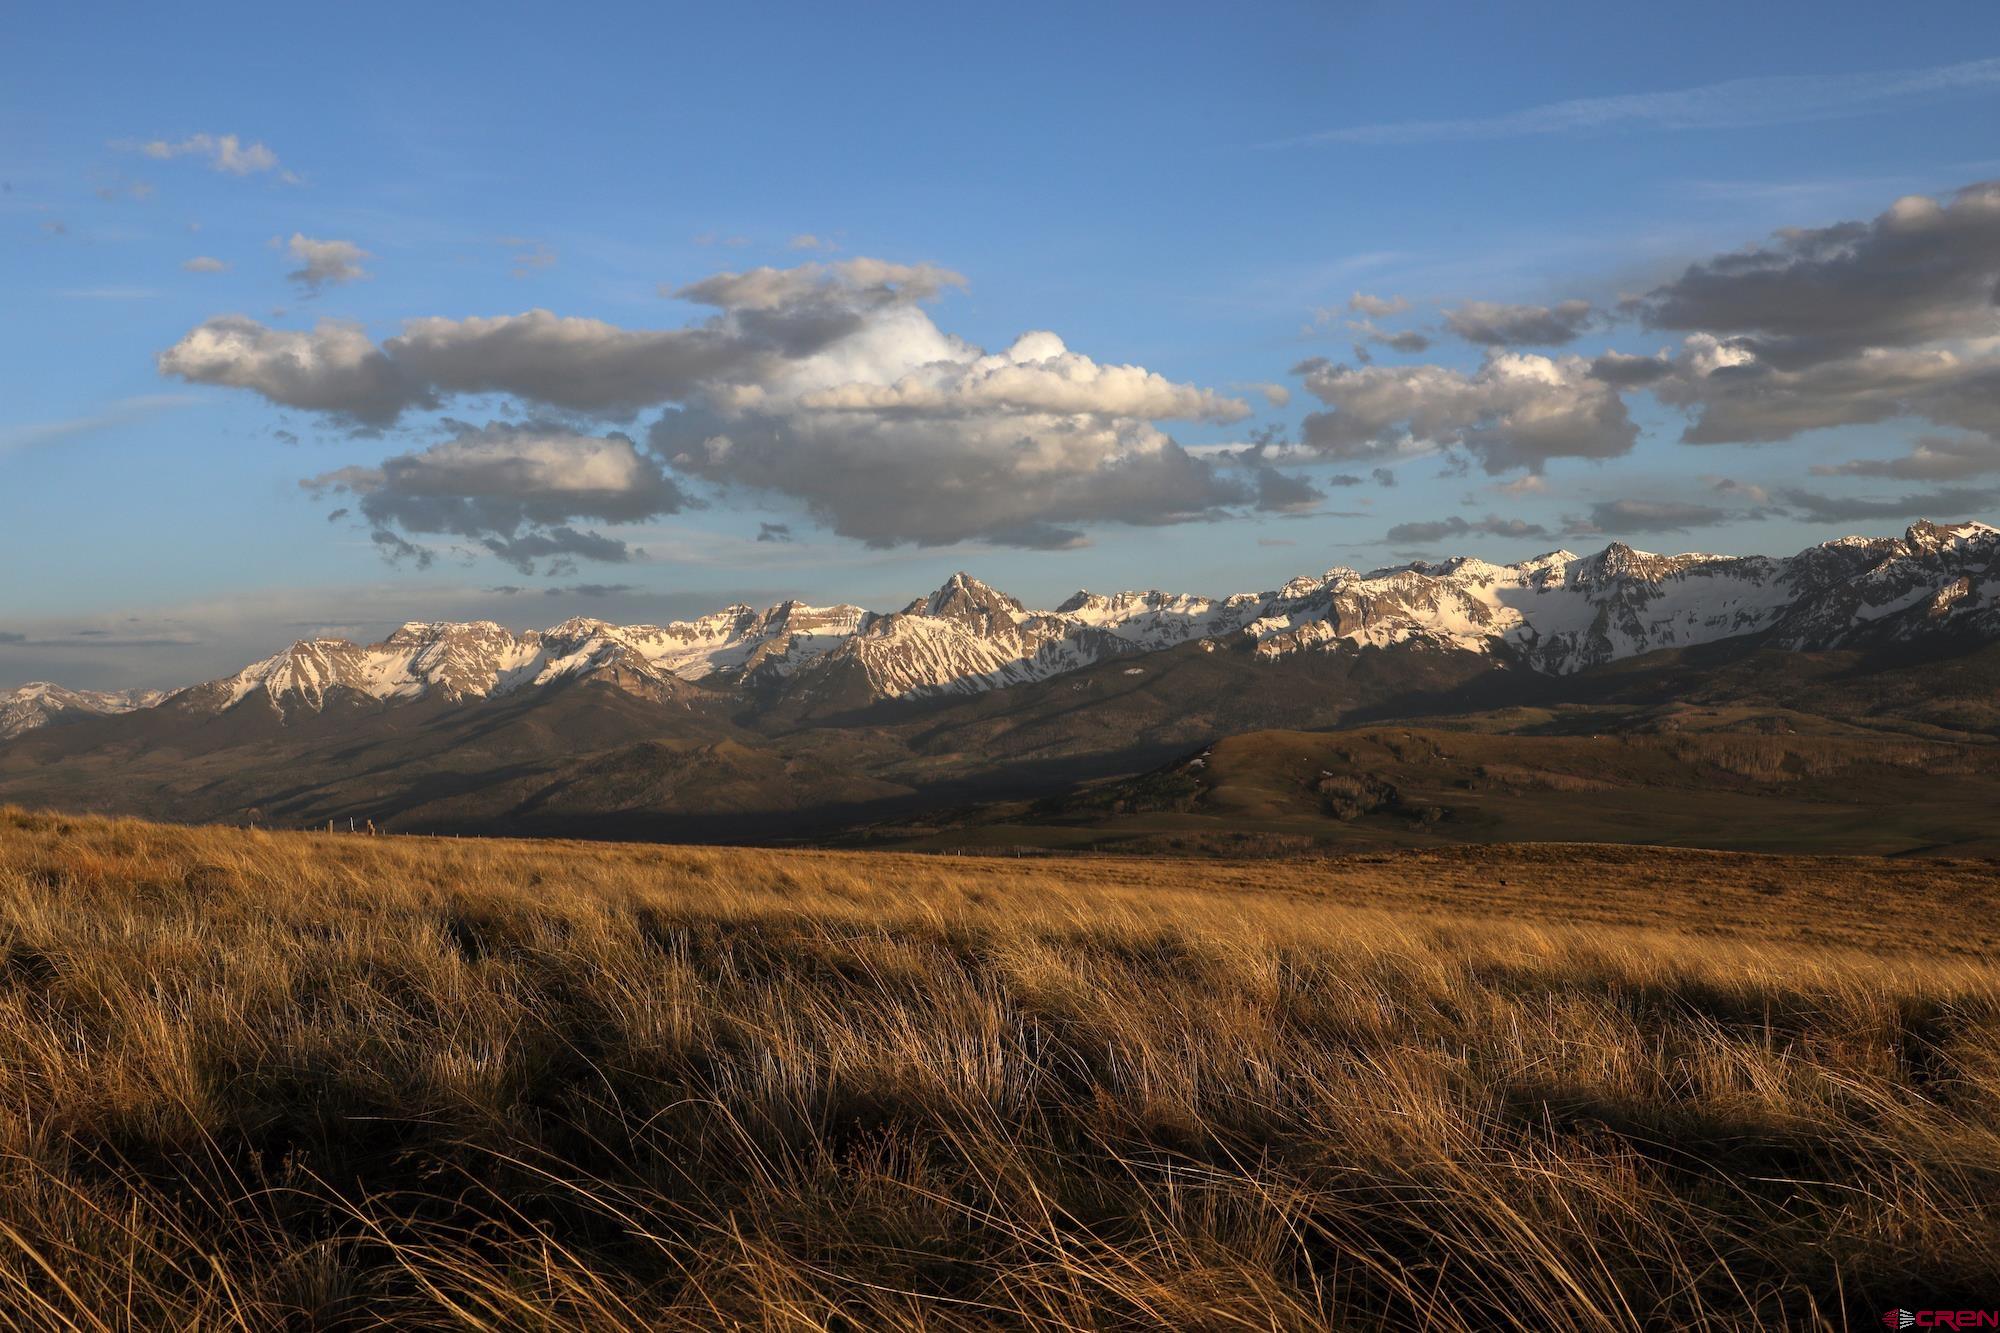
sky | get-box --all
[7,0,2000,689]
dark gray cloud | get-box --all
[285,234,370,293]
[371,529,432,569]
[481,527,633,569]
[756,522,794,543]
[489,582,638,598]
[382,311,763,417]
[1253,467,1323,512]
[1361,324,1431,354]
[158,317,424,426]
[655,404,1248,549]
[1444,299,1595,346]
[1295,353,1637,475]
[1513,183,2000,451]
[1810,433,2000,481]
[1654,337,2000,445]
[1588,351,1676,386]
[1640,181,2000,368]
[1572,498,1734,534]
[1317,294,1432,360]
[1342,181,2000,474]
[1385,514,1554,545]
[1347,293,1409,318]
[306,421,690,573]
[673,258,964,311]
[1776,485,2000,525]
[1343,318,1431,355]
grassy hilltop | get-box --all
[0,808,1996,1327]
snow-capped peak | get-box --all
[15,518,1997,726]
[0,681,166,738]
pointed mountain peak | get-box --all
[543,616,618,641]
[1587,541,1662,578]
[384,620,506,648]
[914,572,1026,633]
[284,635,360,656]
[924,572,1024,613]
[935,570,1004,595]
[1906,518,1999,550]
[758,599,806,632]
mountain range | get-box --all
[3,519,1997,850]
[0,682,165,739]
[7,519,1995,737]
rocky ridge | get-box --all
[0,683,166,739]
[14,521,1995,726]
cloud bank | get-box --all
[306,422,690,572]
[168,257,1296,558]
[1293,178,2000,521]
[1292,352,1638,475]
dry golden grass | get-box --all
[0,807,1995,1328]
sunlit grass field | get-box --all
[0,806,1996,1328]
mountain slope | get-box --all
[0,683,165,739]
[2,520,1997,843]
[849,718,2000,857]
[60,519,1998,729]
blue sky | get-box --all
[7,1,2000,688]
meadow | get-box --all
[0,806,1996,1328]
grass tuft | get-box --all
[0,808,1992,1327]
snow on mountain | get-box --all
[788,573,1143,701]
[1245,521,1995,669]
[0,683,166,738]
[21,520,1998,725]
[174,618,690,718]
[616,601,871,682]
